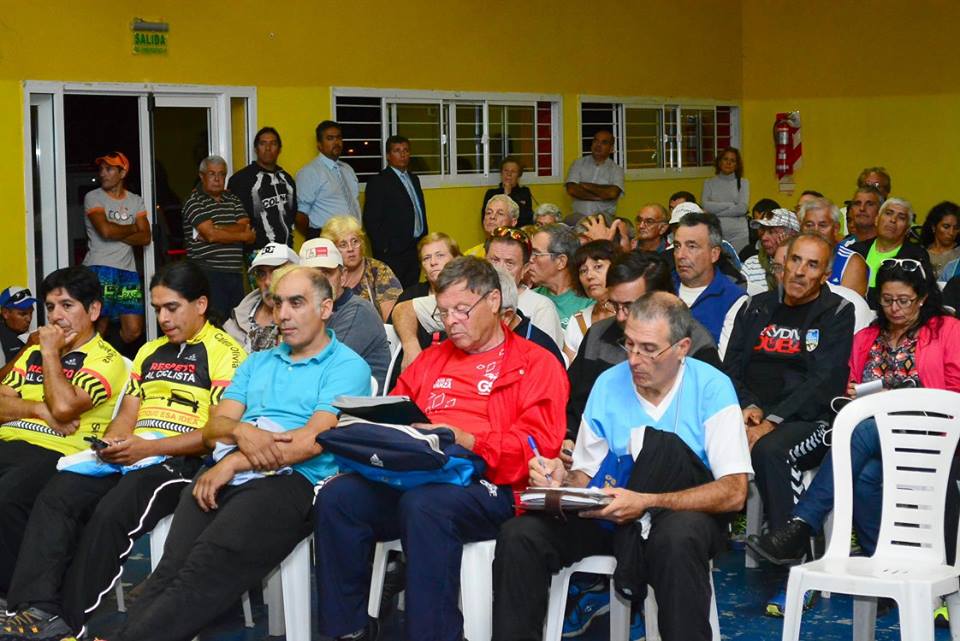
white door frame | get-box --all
[22,81,256,339]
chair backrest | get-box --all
[110,357,134,420]
[370,375,379,397]
[384,324,400,356]
[825,388,960,566]
[381,325,403,396]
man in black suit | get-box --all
[363,135,428,288]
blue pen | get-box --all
[527,435,552,481]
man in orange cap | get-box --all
[82,152,151,357]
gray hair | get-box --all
[798,197,841,225]
[436,256,501,306]
[486,194,520,222]
[785,232,835,273]
[628,291,692,344]
[878,197,915,225]
[677,212,723,249]
[537,223,580,260]
[199,155,227,173]
[494,267,518,311]
[853,184,885,205]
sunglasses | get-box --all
[879,258,926,280]
[491,226,531,252]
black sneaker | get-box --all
[746,518,812,565]
[0,608,72,640]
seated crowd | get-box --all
[0,121,959,641]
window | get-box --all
[334,88,561,185]
[579,99,738,177]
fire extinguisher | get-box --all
[774,119,792,176]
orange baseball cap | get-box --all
[94,151,130,172]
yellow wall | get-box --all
[0,1,743,285]
[740,0,960,221]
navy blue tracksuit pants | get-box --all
[314,474,515,641]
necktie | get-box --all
[399,172,425,237]
[333,163,361,219]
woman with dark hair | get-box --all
[921,201,960,278]
[563,240,617,361]
[0,260,247,641]
[748,258,960,566]
[702,147,750,253]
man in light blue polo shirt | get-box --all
[295,120,361,239]
[106,265,371,641]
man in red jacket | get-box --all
[313,256,568,641]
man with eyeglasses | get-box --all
[740,208,800,296]
[314,257,567,641]
[565,252,720,453]
[493,291,751,641]
[723,233,854,544]
[224,242,299,353]
[634,203,669,252]
[298,238,390,390]
[527,224,593,330]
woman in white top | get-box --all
[702,147,750,253]
[562,240,616,362]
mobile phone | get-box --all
[84,435,110,451]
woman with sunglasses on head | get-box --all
[849,197,933,309]
[748,258,960,570]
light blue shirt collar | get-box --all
[272,329,338,365]
[318,154,339,171]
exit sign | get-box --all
[133,30,167,55]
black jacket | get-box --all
[722,286,854,424]
[565,317,721,440]
[363,166,427,258]
[849,239,933,310]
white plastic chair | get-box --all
[543,555,630,641]
[383,323,400,356]
[262,535,313,641]
[368,538,497,641]
[542,555,719,641]
[781,388,960,641]
[381,334,403,397]
[370,375,379,397]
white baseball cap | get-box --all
[249,243,299,272]
[668,201,705,225]
[299,238,343,268]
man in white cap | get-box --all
[740,208,801,295]
[299,238,391,390]
[0,287,36,370]
[224,242,299,353]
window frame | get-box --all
[332,87,563,189]
[578,95,740,181]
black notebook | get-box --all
[333,395,430,426]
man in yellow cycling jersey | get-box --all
[0,267,127,605]
[0,262,245,641]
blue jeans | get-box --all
[792,418,882,555]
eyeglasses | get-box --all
[605,300,634,315]
[617,337,679,362]
[879,295,919,308]
[530,251,557,260]
[635,217,664,228]
[431,290,492,324]
[336,237,362,250]
[879,258,927,280]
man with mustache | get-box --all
[722,233,854,557]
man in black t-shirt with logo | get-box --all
[723,233,854,532]
[227,127,298,261]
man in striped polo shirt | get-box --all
[182,155,256,317]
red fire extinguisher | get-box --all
[774,119,792,176]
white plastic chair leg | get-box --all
[367,539,403,618]
[780,573,805,641]
[264,566,284,636]
[607,575,630,640]
[745,481,763,568]
[240,590,254,628]
[149,514,174,572]
[543,565,574,641]
[279,536,312,641]
[115,580,126,612]
[459,540,496,641]
[851,595,877,641]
